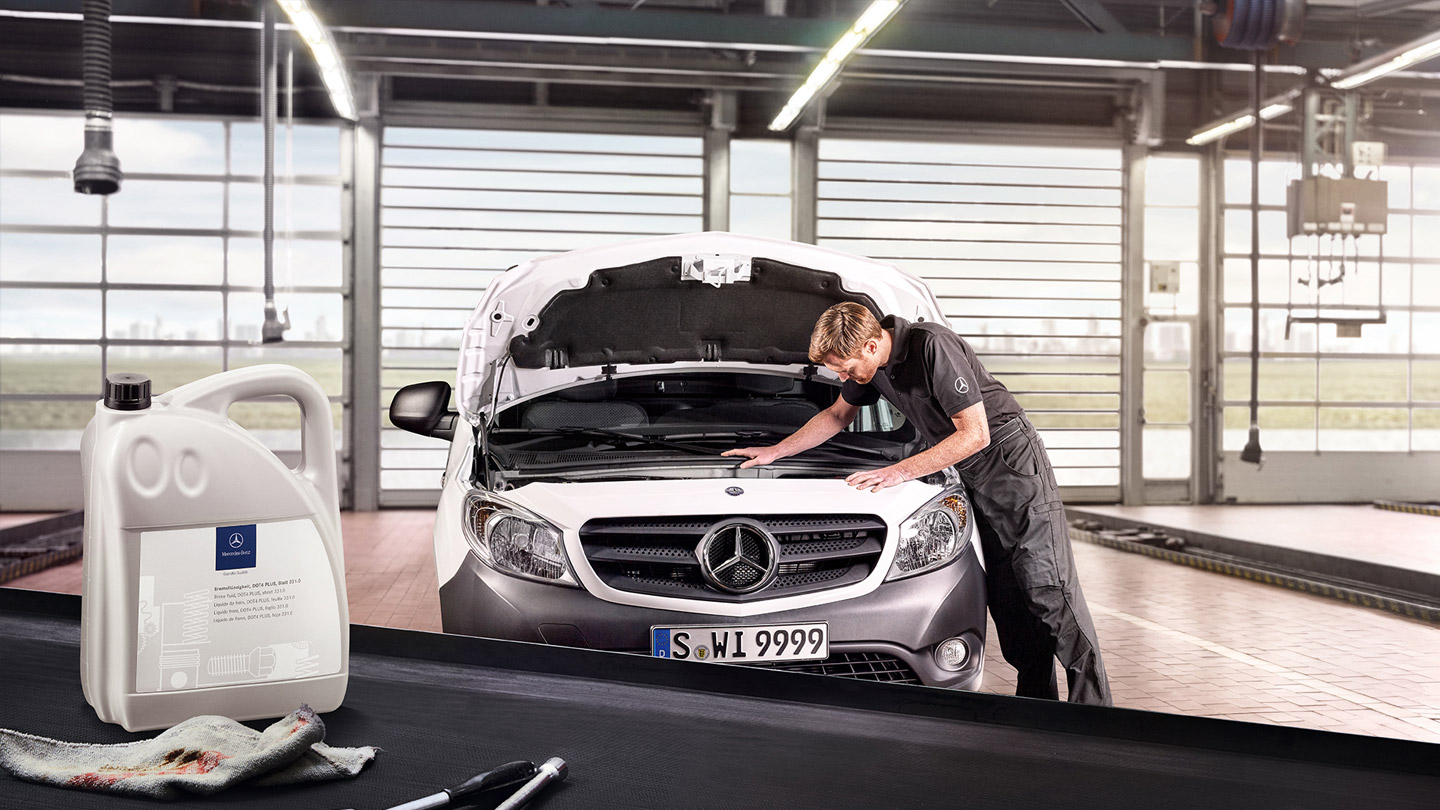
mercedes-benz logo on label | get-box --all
[696,518,779,595]
[229,533,246,549]
[725,486,744,496]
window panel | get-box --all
[1413,216,1440,258]
[107,290,222,340]
[229,183,343,232]
[819,200,1121,225]
[731,140,792,195]
[1318,408,1408,451]
[1318,358,1408,402]
[383,187,702,216]
[1144,157,1200,206]
[383,167,701,195]
[0,233,101,283]
[0,289,102,339]
[1222,359,1318,402]
[0,400,94,450]
[1378,165,1410,209]
[382,207,694,233]
[229,238,343,288]
[232,123,342,176]
[818,140,1120,169]
[1145,208,1199,261]
[0,176,102,226]
[106,236,223,285]
[1144,426,1190,479]
[0,346,101,394]
[1414,409,1440,450]
[107,345,223,394]
[0,114,79,171]
[106,180,224,229]
[1145,323,1190,366]
[819,180,1121,207]
[729,195,791,241]
[383,128,700,156]
[1414,361,1440,402]
[112,118,225,174]
[228,292,342,342]
[820,162,1119,187]
[1223,406,1316,451]
[231,347,344,396]
[1413,166,1440,210]
[1144,370,1189,423]
[906,260,1119,281]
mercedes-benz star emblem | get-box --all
[229,533,245,549]
[725,486,744,496]
[697,519,779,595]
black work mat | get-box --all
[0,600,1435,809]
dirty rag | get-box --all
[0,704,377,800]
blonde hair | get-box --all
[809,302,881,363]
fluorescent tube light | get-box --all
[1330,29,1440,90]
[276,0,357,121]
[1186,101,1292,146]
[769,0,906,131]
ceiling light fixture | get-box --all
[1186,101,1293,146]
[275,0,357,121]
[1330,28,1440,90]
[1186,28,1440,146]
[769,0,907,132]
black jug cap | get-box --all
[105,373,151,411]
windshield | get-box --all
[486,371,916,474]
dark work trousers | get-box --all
[957,416,1111,705]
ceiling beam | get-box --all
[1057,0,1129,34]
[0,0,1383,71]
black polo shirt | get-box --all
[840,315,1023,447]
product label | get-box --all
[136,518,342,694]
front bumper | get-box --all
[438,543,987,689]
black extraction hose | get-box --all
[73,0,121,195]
[260,2,289,343]
[1239,49,1264,466]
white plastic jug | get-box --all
[80,365,349,732]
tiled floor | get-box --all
[5,510,1439,743]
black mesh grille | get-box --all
[747,652,920,684]
[580,514,886,602]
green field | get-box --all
[0,357,344,432]
[2,357,1435,434]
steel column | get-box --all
[1195,147,1221,504]
[350,74,383,511]
[703,90,735,232]
[1120,143,1147,505]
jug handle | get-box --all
[166,365,338,503]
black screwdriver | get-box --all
[360,760,538,810]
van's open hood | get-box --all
[457,232,949,422]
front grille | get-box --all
[580,514,886,602]
[747,652,920,684]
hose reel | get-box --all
[1212,0,1306,51]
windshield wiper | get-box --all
[711,428,902,461]
[497,427,717,456]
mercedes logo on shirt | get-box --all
[954,376,970,395]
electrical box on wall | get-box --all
[1286,177,1388,237]
[1149,261,1180,294]
[1352,141,1386,168]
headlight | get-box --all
[885,486,971,581]
[462,491,579,587]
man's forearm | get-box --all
[893,429,988,481]
[774,409,849,457]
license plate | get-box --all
[651,622,828,663]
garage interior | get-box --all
[0,0,1438,805]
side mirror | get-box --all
[390,381,458,441]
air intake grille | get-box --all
[748,652,920,684]
[580,514,886,602]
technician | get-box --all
[723,302,1111,705]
